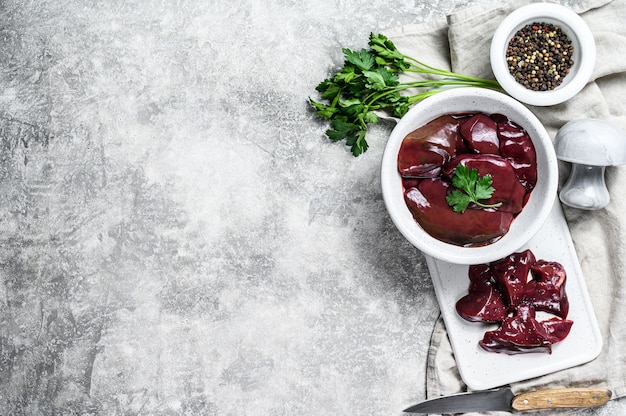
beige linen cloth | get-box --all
[385,0,626,413]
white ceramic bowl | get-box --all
[381,88,558,265]
[490,3,596,106]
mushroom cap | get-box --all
[554,119,626,166]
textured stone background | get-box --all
[0,0,623,415]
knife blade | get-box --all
[403,387,612,413]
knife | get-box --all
[403,387,612,413]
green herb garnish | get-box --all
[309,33,501,156]
[446,165,503,213]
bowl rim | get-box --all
[380,87,558,265]
[490,2,596,106]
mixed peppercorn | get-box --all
[506,22,574,91]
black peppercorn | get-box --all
[506,22,574,91]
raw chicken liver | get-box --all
[455,249,573,354]
[404,179,514,246]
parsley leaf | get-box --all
[343,48,375,71]
[474,174,497,201]
[309,99,336,120]
[346,129,368,156]
[445,165,502,213]
[363,67,399,91]
[326,119,360,142]
[368,33,407,70]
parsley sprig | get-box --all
[446,165,502,213]
[309,33,501,156]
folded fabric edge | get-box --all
[382,16,448,39]
[447,0,615,26]
[572,0,616,13]
[426,316,465,399]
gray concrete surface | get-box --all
[0,0,622,415]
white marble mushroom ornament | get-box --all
[554,119,626,210]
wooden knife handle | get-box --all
[512,388,612,411]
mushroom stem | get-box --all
[559,163,610,210]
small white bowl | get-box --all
[490,3,596,106]
[381,88,558,265]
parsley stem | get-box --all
[406,90,440,105]
[401,55,442,72]
[475,201,504,209]
[364,79,498,111]
[401,55,501,88]
[404,68,501,88]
